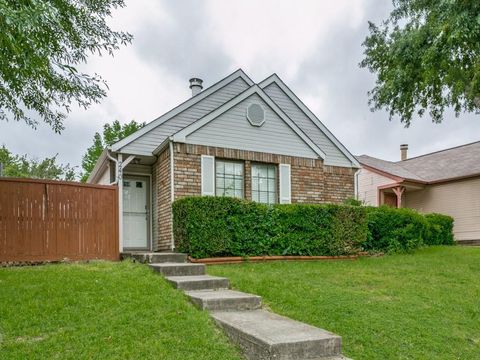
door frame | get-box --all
[122,173,152,251]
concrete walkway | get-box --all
[123,252,351,360]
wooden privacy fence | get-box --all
[0,177,119,263]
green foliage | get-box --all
[81,119,145,182]
[365,206,429,253]
[425,213,455,245]
[0,1,132,132]
[0,261,242,359]
[173,197,455,258]
[172,197,368,258]
[209,247,480,359]
[343,197,363,206]
[365,206,455,253]
[360,0,480,125]
[0,145,76,180]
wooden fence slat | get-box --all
[0,178,119,263]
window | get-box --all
[215,160,244,198]
[252,164,277,204]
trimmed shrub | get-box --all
[364,206,429,253]
[173,197,456,258]
[172,197,368,258]
[424,213,455,245]
[343,198,363,206]
[364,206,455,253]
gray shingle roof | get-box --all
[356,155,425,181]
[357,141,480,183]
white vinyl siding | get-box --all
[279,164,291,204]
[185,94,318,159]
[356,167,395,205]
[122,77,250,155]
[215,160,244,198]
[263,82,352,167]
[201,155,215,196]
[252,164,277,204]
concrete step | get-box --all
[166,275,230,291]
[122,252,188,264]
[211,310,343,360]
[185,289,261,311]
[150,263,205,276]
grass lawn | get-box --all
[0,261,241,360]
[209,246,480,360]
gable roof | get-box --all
[111,69,254,153]
[357,141,480,184]
[170,84,326,159]
[108,69,358,167]
[259,74,360,167]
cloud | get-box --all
[1,0,479,171]
[206,0,365,80]
[133,1,234,81]
[285,0,480,161]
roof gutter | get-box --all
[106,149,120,185]
[169,140,175,251]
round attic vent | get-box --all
[246,103,265,127]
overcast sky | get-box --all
[2,0,480,172]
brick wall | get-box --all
[152,147,172,251]
[323,165,356,203]
[172,143,355,203]
[152,143,356,250]
[173,146,201,198]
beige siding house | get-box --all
[356,142,480,244]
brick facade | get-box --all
[153,147,172,251]
[152,143,356,250]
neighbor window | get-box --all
[215,160,244,198]
[252,163,277,204]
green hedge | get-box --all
[424,213,455,245]
[172,197,455,258]
[364,206,455,253]
[172,197,368,258]
[364,206,429,253]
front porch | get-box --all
[378,182,424,208]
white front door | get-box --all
[123,176,149,249]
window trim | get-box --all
[251,162,278,204]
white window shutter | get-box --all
[279,164,291,204]
[201,155,215,196]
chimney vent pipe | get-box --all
[400,144,408,161]
[189,78,203,97]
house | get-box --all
[356,142,480,244]
[88,69,360,252]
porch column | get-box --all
[392,186,405,208]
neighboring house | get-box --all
[356,142,480,244]
[88,69,359,252]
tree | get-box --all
[0,1,132,132]
[81,120,145,182]
[0,145,76,180]
[360,0,480,126]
